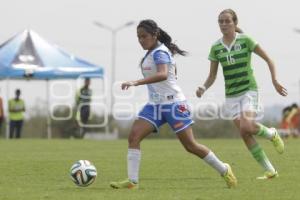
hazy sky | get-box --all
[1,0,300,114]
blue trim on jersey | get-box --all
[153,50,171,65]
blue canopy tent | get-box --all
[0,29,105,138]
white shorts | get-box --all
[221,91,262,120]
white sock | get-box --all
[261,158,276,173]
[267,128,276,140]
[203,151,227,175]
[127,148,141,183]
[257,124,276,140]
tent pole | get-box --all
[46,79,52,139]
[102,78,109,135]
[5,78,10,139]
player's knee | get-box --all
[128,128,142,145]
[183,142,197,154]
[240,123,256,135]
[239,125,249,135]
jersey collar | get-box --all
[220,33,239,52]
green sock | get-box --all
[256,124,274,139]
[250,144,275,172]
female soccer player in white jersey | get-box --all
[110,19,237,189]
[196,9,288,180]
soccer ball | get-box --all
[70,160,97,187]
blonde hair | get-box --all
[219,9,243,33]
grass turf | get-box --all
[0,138,298,200]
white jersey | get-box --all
[141,44,186,104]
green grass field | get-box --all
[0,138,299,200]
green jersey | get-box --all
[208,34,258,97]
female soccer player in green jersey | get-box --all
[196,9,288,180]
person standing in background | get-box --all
[9,89,25,139]
[75,78,92,138]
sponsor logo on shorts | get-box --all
[177,104,190,115]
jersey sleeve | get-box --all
[153,50,171,65]
[246,35,258,52]
[208,45,218,61]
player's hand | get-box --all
[272,80,288,96]
[121,81,138,90]
[196,86,206,98]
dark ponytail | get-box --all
[137,19,187,56]
[157,28,187,56]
